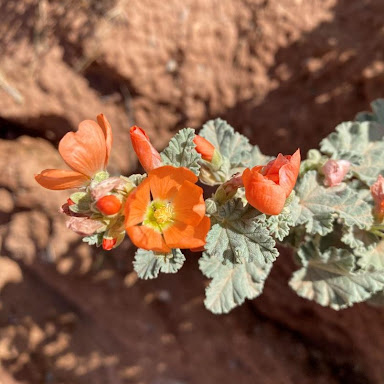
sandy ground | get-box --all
[1,0,384,383]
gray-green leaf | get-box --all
[199,198,278,314]
[290,244,384,309]
[160,128,201,175]
[295,171,373,235]
[133,248,186,279]
[200,255,273,314]
[320,121,384,185]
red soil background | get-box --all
[1,0,384,383]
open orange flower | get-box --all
[242,149,300,215]
[35,114,112,190]
[124,165,210,253]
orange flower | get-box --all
[124,165,210,253]
[130,125,162,173]
[35,114,112,190]
[242,149,300,215]
[193,135,215,162]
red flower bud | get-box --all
[102,238,117,250]
[242,149,300,215]
[67,198,75,206]
[193,135,215,162]
[96,195,122,215]
[130,126,162,172]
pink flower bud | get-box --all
[66,217,103,236]
[371,175,384,219]
[91,177,126,201]
[322,159,350,187]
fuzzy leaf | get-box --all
[341,226,377,252]
[199,199,278,314]
[200,255,273,314]
[290,244,384,309]
[295,171,373,235]
[249,145,272,167]
[199,119,252,167]
[133,248,186,279]
[320,121,384,185]
[356,98,384,125]
[161,128,201,175]
[82,233,103,247]
[356,240,384,271]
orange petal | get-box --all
[193,135,215,162]
[35,169,89,190]
[126,225,170,253]
[242,168,286,215]
[263,153,289,176]
[124,178,150,227]
[173,180,205,225]
[59,119,107,177]
[130,126,162,172]
[279,149,301,197]
[148,166,198,201]
[163,216,210,249]
[97,114,113,168]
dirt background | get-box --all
[1,0,384,383]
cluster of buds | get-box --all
[62,174,135,250]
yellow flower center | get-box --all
[153,204,174,224]
[144,200,175,232]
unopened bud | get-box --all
[130,125,162,172]
[322,159,350,187]
[193,135,215,162]
[215,174,244,204]
[96,195,122,215]
[102,238,117,250]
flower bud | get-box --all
[91,176,127,201]
[371,175,384,220]
[96,195,122,216]
[130,125,162,173]
[322,159,350,187]
[102,238,117,250]
[215,174,243,204]
[193,135,215,162]
[194,135,223,167]
[66,217,104,236]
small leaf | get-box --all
[82,233,103,247]
[356,240,384,271]
[160,128,201,175]
[69,192,92,214]
[266,208,294,241]
[289,243,384,309]
[133,248,186,279]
